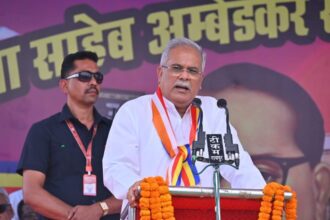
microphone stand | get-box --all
[195,99,240,220]
[213,164,221,220]
[192,98,222,219]
[197,157,240,220]
[196,158,226,220]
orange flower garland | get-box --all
[258,182,297,220]
[139,176,175,220]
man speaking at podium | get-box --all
[102,38,265,207]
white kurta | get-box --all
[103,95,265,199]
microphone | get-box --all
[217,99,240,168]
[192,98,205,163]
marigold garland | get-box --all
[258,182,297,220]
[139,176,175,220]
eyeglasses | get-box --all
[0,204,10,214]
[162,65,202,76]
[250,155,309,185]
[65,71,103,84]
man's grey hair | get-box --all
[160,37,206,72]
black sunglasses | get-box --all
[65,71,103,84]
[0,203,10,214]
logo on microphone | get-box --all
[206,134,225,164]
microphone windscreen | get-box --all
[217,99,227,108]
[192,98,202,107]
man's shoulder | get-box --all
[29,112,62,131]
[100,116,112,128]
[120,94,152,110]
[197,95,225,115]
[101,116,112,124]
[197,95,217,106]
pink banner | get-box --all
[1,1,329,219]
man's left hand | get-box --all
[67,203,103,220]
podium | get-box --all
[123,186,292,220]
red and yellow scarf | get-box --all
[151,87,200,186]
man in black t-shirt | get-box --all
[17,51,121,220]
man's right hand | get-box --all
[127,180,142,207]
[23,170,72,220]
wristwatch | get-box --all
[99,201,109,216]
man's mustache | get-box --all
[85,86,99,94]
[174,81,191,90]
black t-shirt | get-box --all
[17,104,120,220]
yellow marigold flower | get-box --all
[139,176,175,220]
[160,194,172,202]
[159,185,169,194]
[271,215,281,220]
[155,176,165,185]
[275,195,284,201]
[260,206,272,213]
[150,204,161,211]
[286,202,297,209]
[151,212,162,219]
[162,206,174,213]
[274,200,284,207]
[140,197,150,204]
[162,211,174,218]
[272,210,282,216]
[150,191,160,197]
[150,207,162,214]
[149,197,161,204]
[140,209,151,216]
[150,182,159,190]
[141,190,151,198]
[146,177,156,183]
[140,182,151,191]
[139,202,149,209]
[258,212,270,218]
[261,201,272,207]
[262,195,273,202]
[161,201,172,207]
[258,182,297,220]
